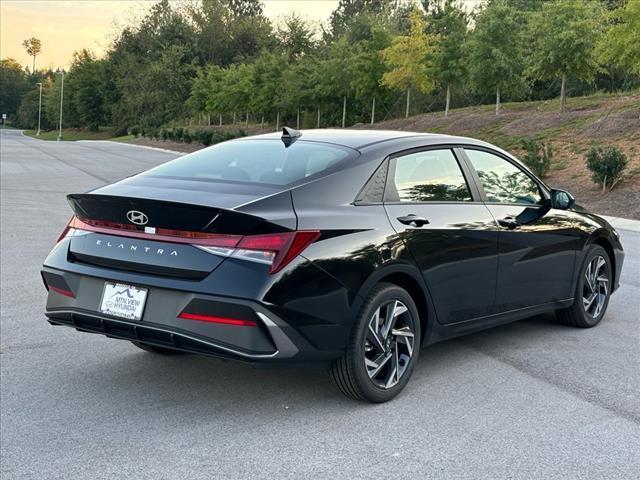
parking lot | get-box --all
[1,128,639,479]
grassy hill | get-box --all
[354,91,640,219]
[28,91,639,218]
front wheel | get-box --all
[556,245,612,328]
[330,283,421,403]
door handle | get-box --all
[397,214,430,227]
[498,216,520,230]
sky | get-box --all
[0,0,341,70]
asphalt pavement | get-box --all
[1,129,639,479]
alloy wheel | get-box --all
[582,255,609,319]
[363,300,415,389]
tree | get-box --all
[0,58,29,116]
[108,0,198,128]
[381,9,438,118]
[22,37,42,73]
[468,1,528,115]
[429,0,468,117]
[327,0,391,39]
[43,72,78,130]
[599,0,640,78]
[67,50,108,130]
[249,51,288,126]
[528,1,604,113]
[277,14,316,61]
[228,0,264,17]
[315,38,357,127]
[350,27,392,123]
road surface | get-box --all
[1,129,639,479]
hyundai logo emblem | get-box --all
[126,210,148,225]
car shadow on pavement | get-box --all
[77,312,568,408]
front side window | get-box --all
[389,149,472,202]
[465,149,543,205]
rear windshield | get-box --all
[142,139,356,186]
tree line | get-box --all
[1,0,638,134]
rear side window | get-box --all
[388,149,472,202]
[143,140,355,186]
[465,149,542,205]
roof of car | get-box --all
[240,128,443,149]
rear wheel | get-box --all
[330,283,421,403]
[131,341,180,355]
[556,245,612,328]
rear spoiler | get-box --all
[66,194,288,235]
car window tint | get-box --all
[142,140,355,186]
[391,149,472,202]
[465,149,543,205]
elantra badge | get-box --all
[126,210,148,225]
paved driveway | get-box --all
[1,129,638,479]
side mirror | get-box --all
[550,188,575,210]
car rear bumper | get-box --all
[42,265,340,365]
[45,309,299,362]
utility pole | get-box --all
[36,82,43,136]
[57,71,64,141]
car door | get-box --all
[383,147,499,325]
[462,148,578,313]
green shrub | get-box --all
[586,146,628,192]
[183,130,193,143]
[111,125,128,137]
[161,129,169,141]
[198,130,214,146]
[520,138,552,178]
[129,126,140,137]
[174,127,184,142]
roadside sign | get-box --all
[2,114,6,119]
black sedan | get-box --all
[41,128,624,402]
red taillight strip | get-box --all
[48,285,75,298]
[62,216,320,274]
[69,217,241,247]
[178,312,257,327]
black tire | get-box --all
[131,341,180,355]
[556,245,612,328]
[330,282,421,403]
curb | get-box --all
[78,140,185,156]
[600,215,640,233]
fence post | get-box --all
[342,96,347,128]
[405,88,410,118]
[296,108,300,129]
[317,108,320,128]
[276,110,280,131]
[445,84,450,118]
[371,96,376,124]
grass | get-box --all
[24,128,132,142]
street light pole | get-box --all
[57,71,64,141]
[36,82,42,136]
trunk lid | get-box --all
[65,179,297,277]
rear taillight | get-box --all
[177,312,257,327]
[196,231,320,274]
[60,215,319,274]
[56,217,75,243]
